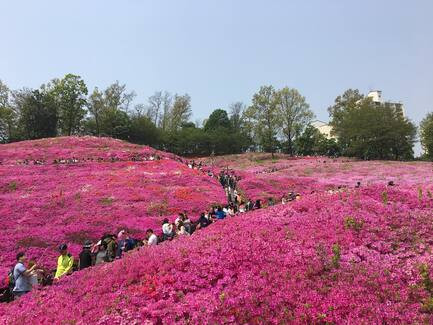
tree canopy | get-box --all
[420,112,433,160]
[0,77,420,161]
[328,89,416,160]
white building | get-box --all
[312,91,404,140]
[311,120,334,139]
[366,90,405,116]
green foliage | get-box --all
[17,89,58,140]
[0,80,17,143]
[419,263,433,313]
[420,263,433,294]
[99,109,131,140]
[129,115,161,146]
[100,197,114,205]
[295,125,341,157]
[204,109,231,132]
[328,89,416,160]
[331,244,341,269]
[421,297,433,314]
[86,82,135,139]
[8,181,17,192]
[244,86,280,154]
[276,87,314,155]
[344,216,363,232]
[420,112,433,160]
[168,94,192,131]
[51,74,88,136]
[382,191,388,204]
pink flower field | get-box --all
[2,140,433,323]
[0,137,226,276]
[202,153,433,202]
[2,185,433,323]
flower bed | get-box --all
[201,154,433,203]
[0,136,177,165]
[2,186,433,323]
[0,138,226,276]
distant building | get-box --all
[366,90,405,116]
[311,120,334,139]
[312,91,404,140]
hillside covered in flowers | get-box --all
[2,185,433,323]
[2,139,433,323]
[201,152,433,202]
[0,137,226,275]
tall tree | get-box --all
[145,91,173,130]
[420,112,433,160]
[204,109,231,132]
[0,80,16,142]
[295,124,340,157]
[276,87,314,155]
[17,89,58,140]
[87,87,104,136]
[244,86,280,154]
[129,113,160,146]
[169,94,192,131]
[103,81,136,112]
[329,90,416,160]
[86,82,135,138]
[51,74,88,136]
[229,102,245,130]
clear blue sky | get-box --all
[1,1,432,129]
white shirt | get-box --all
[177,226,189,236]
[162,223,173,235]
[148,234,158,246]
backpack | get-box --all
[7,266,17,291]
[5,264,22,299]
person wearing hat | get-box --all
[78,241,93,270]
[54,244,74,279]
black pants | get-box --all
[13,291,30,299]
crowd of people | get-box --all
[2,158,302,303]
[3,153,164,166]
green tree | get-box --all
[103,81,136,113]
[168,94,192,131]
[87,87,104,136]
[98,109,131,140]
[295,125,323,156]
[245,86,280,155]
[204,109,231,132]
[51,74,88,135]
[295,125,340,157]
[329,90,416,160]
[0,80,17,142]
[17,89,58,140]
[163,124,210,156]
[229,102,244,130]
[147,91,172,128]
[129,114,161,146]
[420,112,433,160]
[276,87,314,155]
[86,82,135,138]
